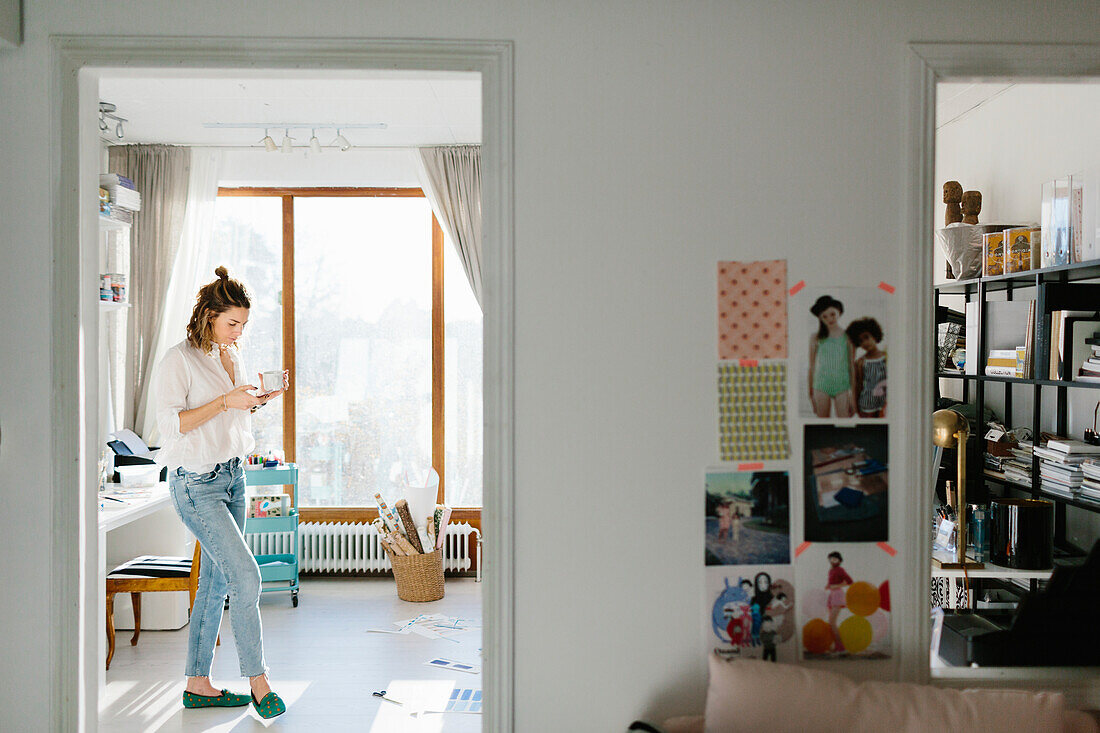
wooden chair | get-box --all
[105,542,218,670]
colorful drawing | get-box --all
[796,545,891,660]
[706,469,790,566]
[803,424,889,542]
[708,566,796,663]
[718,363,790,461]
[717,260,787,360]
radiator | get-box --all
[244,521,481,580]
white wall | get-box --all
[218,147,422,188]
[936,83,1100,550]
[5,3,1100,731]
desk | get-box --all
[931,550,1053,609]
[97,483,190,694]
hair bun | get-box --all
[215,266,229,280]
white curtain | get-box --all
[415,145,483,309]
[138,148,223,444]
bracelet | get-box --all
[222,394,228,412]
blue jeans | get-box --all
[169,457,267,678]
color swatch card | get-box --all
[718,362,791,461]
[425,657,480,674]
[446,688,482,713]
[717,260,788,360]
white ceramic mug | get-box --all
[261,370,283,392]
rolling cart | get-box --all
[244,463,300,607]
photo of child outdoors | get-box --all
[797,288,888,418]
[705,469,790,566]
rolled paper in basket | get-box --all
[426,516,435,550]
[394,499,425,553]
[374,493,401,533]
[433,506,444,539]
[436,506,452,550]
[392,531,418,556]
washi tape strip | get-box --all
[738,358,759,367]
[738,462,765,471]
[878,282,896,294]
[794,541,812,557]
[877,541,898,556]
[789,280,806,295]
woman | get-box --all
[155,266,288,719]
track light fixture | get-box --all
[99,102,127,141]
[332,129,352,152]
[202,122,385,151]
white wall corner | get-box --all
[0,0,21,49]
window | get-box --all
[211,188,482,519]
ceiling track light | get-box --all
[281,128,294,154]
[309,129,322,154]
[261,128,278,152]
[99,101,128,141]
[332,129,352,152]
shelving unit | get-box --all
[934,259,1100,557]
[243,464,300,607]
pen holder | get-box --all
[385,548,445,602]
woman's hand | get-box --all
[224,383,262,411]
[253,370,290,406]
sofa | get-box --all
[631,653,1099,733]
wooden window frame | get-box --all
[217,187,480,530]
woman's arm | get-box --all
[178,383,261,434]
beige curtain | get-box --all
[417,145,482,308]
[108,145,192,435]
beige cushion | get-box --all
[704,652,1081,733]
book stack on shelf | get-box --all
[1081,459,1100,504]
[99,173,142,222]
[1003,441,1034,487]
[1077,331,1100,383]
[1034,439,1100,500]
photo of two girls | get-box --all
[799,288,888,419]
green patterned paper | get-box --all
[718,362,790,461]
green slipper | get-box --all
[252,691,286,719]
[182,689,251,708]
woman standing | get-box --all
[155,267,287,719]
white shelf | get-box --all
[98,299,130,311]
[931,550,1053,580]
[98,214,131,231]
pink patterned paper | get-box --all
[717,260,787,359]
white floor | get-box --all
[100,577,482,733]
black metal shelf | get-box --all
[934,258,1100,294]
[937,372,1100,389]
[984,471,1100,515]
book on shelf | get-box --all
[99,173,136,190]
[1045,438,1100,455]
[984,365,1016,377]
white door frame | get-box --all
[51,36,514,732]
[906,42,1100,700]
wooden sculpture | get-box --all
[943,181,963,226]
[961,190,982,225]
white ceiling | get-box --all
[936,82,1015,129]
[98,69,481,149]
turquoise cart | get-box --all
[244,463,300,607]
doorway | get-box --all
[907,43,1100,696]
[52,37,514,732]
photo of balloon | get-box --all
[796,544,892,660]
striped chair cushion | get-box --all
[108,555,192,579]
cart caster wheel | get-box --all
[291,591,299,608]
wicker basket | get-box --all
[386,548,445,602]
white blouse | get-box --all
[154,340,256,473]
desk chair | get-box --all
[106,542,219,670]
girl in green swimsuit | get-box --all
[808,295,855,418]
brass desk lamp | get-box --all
[932,408,985,569]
